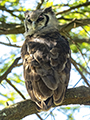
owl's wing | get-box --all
[21,35,71,111]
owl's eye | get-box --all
[37,16,44,22]
[28,19,32,23]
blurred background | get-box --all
[0,0,90,120]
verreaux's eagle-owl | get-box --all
[21,7,71,111]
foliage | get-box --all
[0,0,90,120]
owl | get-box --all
[21,7,71,111]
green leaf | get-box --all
[46,2,53,7]
[9,35,17,43]
[70,44,78,53]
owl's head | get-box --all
[24,7,59,37]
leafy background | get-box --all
[0,0,90,120]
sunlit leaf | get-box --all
[9,35,17,43]
[46,2,53,7]
[70,44,78,53]
[23,8,26,11]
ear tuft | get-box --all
[24,10,29,17]
[43,7,52,13]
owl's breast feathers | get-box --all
[21,30,71,111]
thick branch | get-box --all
[0,24,24,35]
[59,18,90,34]
[0,18,90,35]
[0,86,90,120]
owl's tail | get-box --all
[36,96,53,111]
[36,84,67,111]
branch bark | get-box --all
[58,18,90,34]
[0,24,24,35]
[0,86,90,120]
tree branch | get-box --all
[5,78,26,100]
[56,2,90,15]
[57,16,73,21]
[0,57,21,83]
[71,58,90,87]
[59,18,90,34]
[0,5,24,21]
[0,41,21,48]
[0,86,90,120]
[71,58,90,75]
[69,37,90,44]
[36,0,44,9]
[0,18,90,35]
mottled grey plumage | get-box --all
[21,7,71,111]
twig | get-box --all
[0,57,21,83]
[56,2,90,15]
[35,113,43,120]
[15,63,23,67]
[6,37,11,44]
[82,26,90,37]
[71,58,90,87]
[53,3,69,8]
[0,5,24,21]
[5,78,26,100]
[73,59,90,75]
[36,0,44,9]
[73,78,82,88]
[57,16,73,21]
[44,108,56,120]
[0,41,21,48]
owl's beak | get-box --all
[32,21,36,30]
